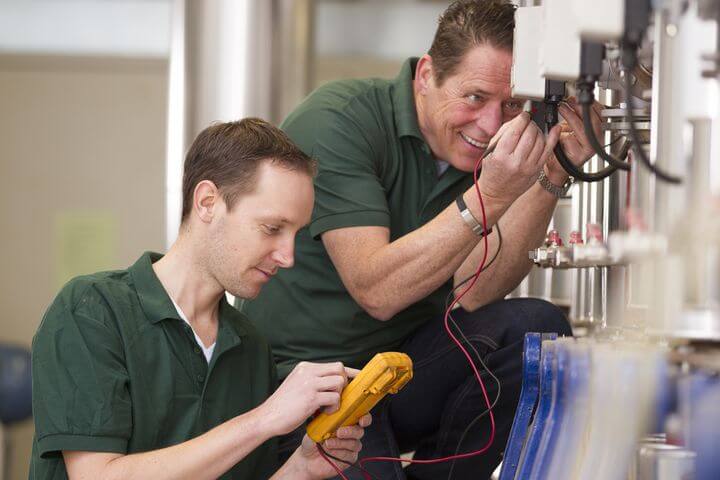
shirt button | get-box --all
[196,374,205,383]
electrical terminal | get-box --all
[530,224,616,268]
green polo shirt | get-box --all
[29,252,278,480]
[242,58,474,378]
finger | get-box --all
[514,122,542,160]
[542,125,562,160]
[317,374,347,393]
[558,102,584,136]
[560,132,583,151]
[344,367,361,378]
[308,361,347,378]
[358,413,372,427]
[488,119,512,150]
[566,99,584,118]
[570,100,602,142]
[317,391,342,413]
[322,445,360,466]
[323,438,362,453]
[527,131,547,171]
[559,132,582,152]
[336,425,364,440]
[560,102,596,151]
[563,98,585,123]
[590,102,604,138]
[559,135,584,165]
[495,112,531,155]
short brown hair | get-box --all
[428,0,516,85]
[181,118,316,222]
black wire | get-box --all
[602,136,624,149]
[317,443,383,480]
[619,55,682,184]
[578,95,630,171]
[344,146,500,480]
[547,103,618,182]
[444,225,503,480]
[445,342,501,480]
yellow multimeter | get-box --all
[306,352,413,443]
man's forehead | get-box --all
[447,45,513,96]
[453,73,513,99]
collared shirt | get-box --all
[30,252,278,480]
[242,58,474,378]
[170,296,216,363]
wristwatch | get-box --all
[537,169,574,197]
[456,194,492,237]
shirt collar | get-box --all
[129,252,181,324]
[128,251,247,338]
[391,57,425,141]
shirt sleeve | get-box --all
[32,299,131,458]
[282,95,391,239]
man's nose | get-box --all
[475,103,503,137]
[271,241,294,269]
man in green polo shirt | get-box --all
[29,118,370,480]
[242,1,602,478]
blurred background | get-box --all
[0,0,453,478]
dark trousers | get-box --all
[279,298,572,480]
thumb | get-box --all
[542,124,562,159]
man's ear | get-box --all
[415,54,435,96]
[193,180,220,223]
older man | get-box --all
[30,118,369,480]
[243,1,597,478]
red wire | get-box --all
[317,443,350,480]
[357,152,497,473]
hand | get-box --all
[545,98,604,184]
[478,112,561,207]
[296,415,372,480]
[260,362,359,437]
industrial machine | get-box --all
[503,0,720,478]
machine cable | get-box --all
[445,224,503,480]
[324,146,501,479]
[620,47,682,184]
[543,76,617,182]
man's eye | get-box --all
[504,101,524,111]
[262,224,280,235]
[467,94,484,103]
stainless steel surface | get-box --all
[569,149,608,326]
[510,198,575,307]
[530,244,618,269]
[273,0,314,123]
[165,0,275,246]
[635,443,696,480]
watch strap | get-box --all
[537,169,573,197]
[456,195,492,237]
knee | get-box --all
[496,298,572,343]
[515,298,572,337]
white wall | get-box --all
[315,1,446,59]
[0,0,170,57]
